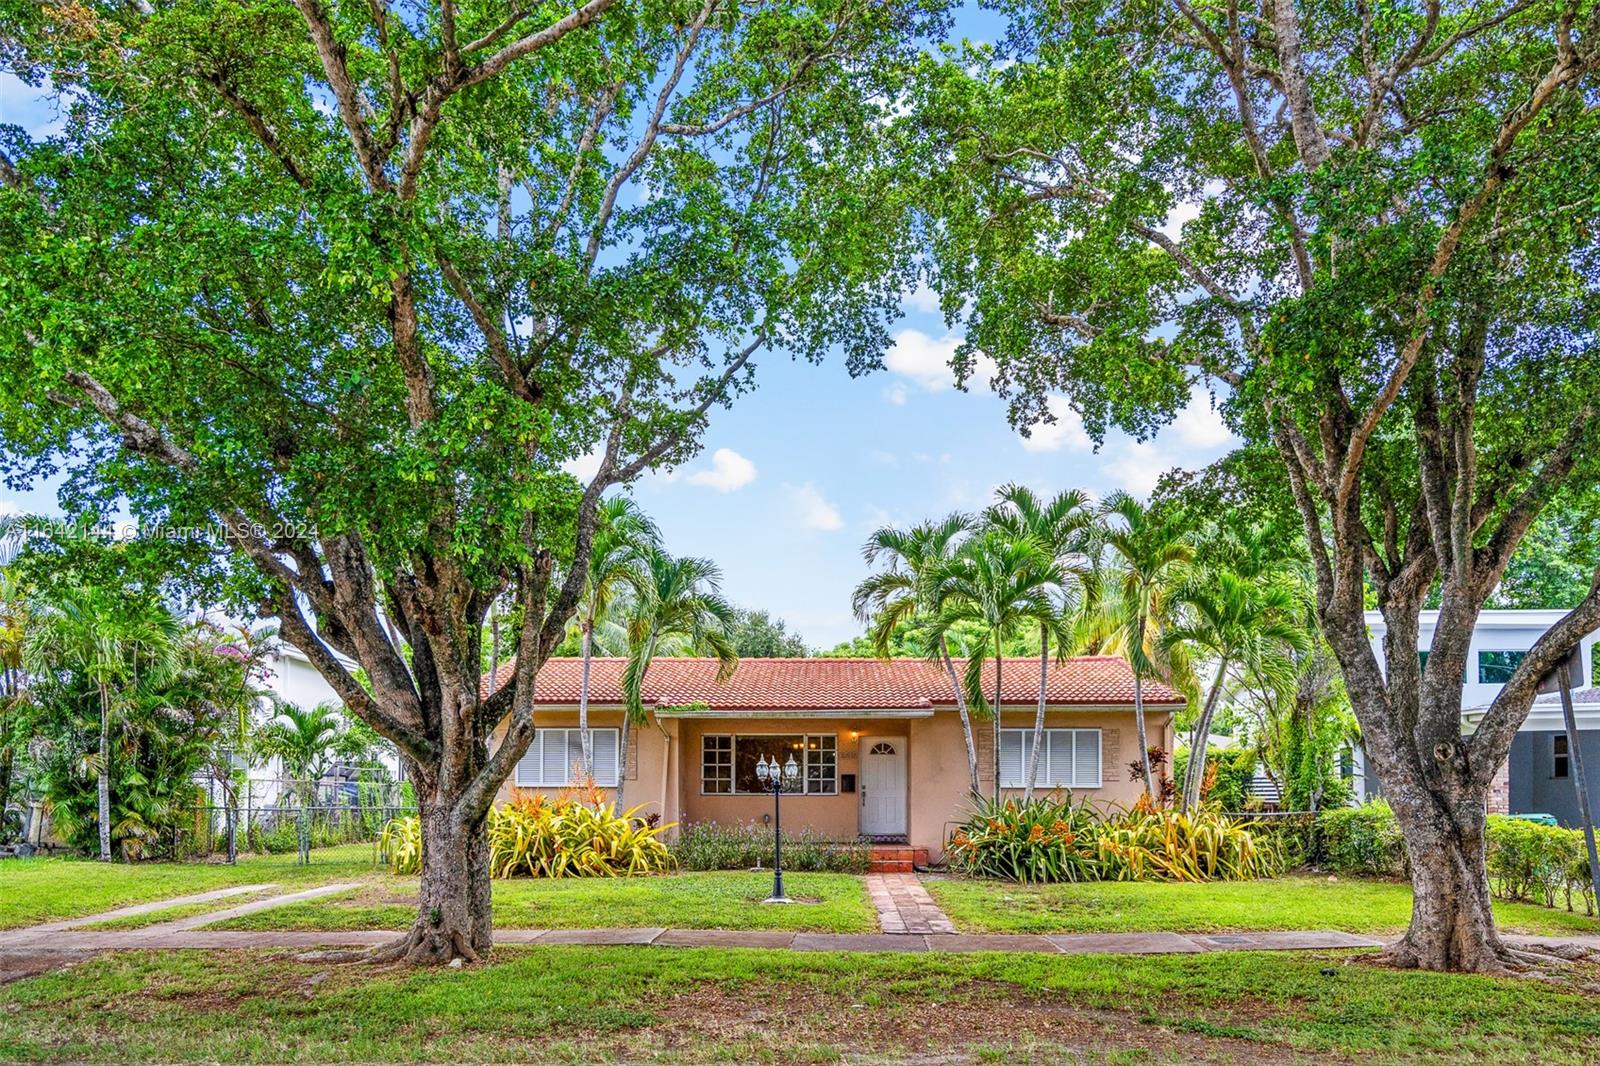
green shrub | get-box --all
[945,796,1279,884]
[1173,746,1255,812]
[1312,803,1596,916]
[1485,815,1594,914]
[1316,801,1407,877]
[670,821,870,873]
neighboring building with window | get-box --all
[1364,610,1600,822]
[485,656,1181,858]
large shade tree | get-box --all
[905,0,1600,971]
[0,0,929,962]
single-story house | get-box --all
[1462,687,1600,826]
[485,656,1181,859]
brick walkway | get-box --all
[865,873,957,934]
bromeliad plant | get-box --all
[381,793,673,879]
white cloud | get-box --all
[686,448,757,492]
[1020,395,1094,454]
[0,499,19,518]
[1103,440,1170,497]
[868,449,899,467]
[561,447,604,484]
[1169,385,1234,448]
[885,329,963,390]
[884,382,909,406]
[903,281,942,314]
[784,482,843,531]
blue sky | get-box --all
[0,26,1239,650]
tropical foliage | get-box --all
[382,794,673,879]
[947,796,1279,884]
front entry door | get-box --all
[860,738,908,836]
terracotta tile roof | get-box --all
[481,656,1183,711]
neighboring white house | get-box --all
[1356,609,1600,818]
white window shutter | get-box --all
[592,729,620,787]
[1046,730,1073,787]
[999,730,1024,788]
[516,732,542,787]
[541,729,567,784]
[1074,730,1101,787]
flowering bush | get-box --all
[946,795,1279,884]
[945,795,1099,883]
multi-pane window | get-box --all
[701,735,734,794]
[515,728,619,787]
[998,728,1102,789]
[700,734,838,794]
[1479,650,1528,684]
[1554,735,1571,779]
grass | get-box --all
[0,845,382,930]
[926,873,1600,937]
[2,945,1599,1062]
[208,872,876,934]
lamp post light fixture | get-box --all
[756,752,802,903]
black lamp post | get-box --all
[756,751,801,903]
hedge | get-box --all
[1315,800,1596,915]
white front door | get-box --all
[860,738,908,836]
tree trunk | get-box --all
[1132,675,1156,801]
[382,791,494,965]
[1382,786,1513,972]
[1181,658,1229,813]
[97,683,111,862]
[991,643,1003,802]
[615,713,632,809]
[578,621,594,775]
[939,641,981,797]
[1025,625,1048,800]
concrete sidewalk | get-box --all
[0,924,1385,955]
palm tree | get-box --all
[852,513,983,796]
[928,530,1065,801]
[1163,569,1308,811]
[618,549,738,806]
[254,702,346,806]
[576,498,659,775]
[0,567,26,835]
[986,485,1099,799]
[25,585,180,860]
[1091,492,1195,801]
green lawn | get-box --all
[208,872,876,934]
[2,946,1599,1062]
[926,873,1600,937]
[0,845,382,929]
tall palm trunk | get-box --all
[938,639,980,796]
[96,680,111,862]
[1025,624,1048,799]
[615,713,632,808]
[578,618,594,774]
[1181,657,1229,812]
[1132,616,1156,800]
[991,640,1003,801]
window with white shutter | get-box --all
[999,728,1101,789]
[514,728,620,787]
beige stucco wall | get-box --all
[490,705,1175,860]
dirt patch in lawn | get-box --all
[0,950,99,986]
[647,977,1306,1064]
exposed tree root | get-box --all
[1359,936,1600,980]
[290,922,487,967]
